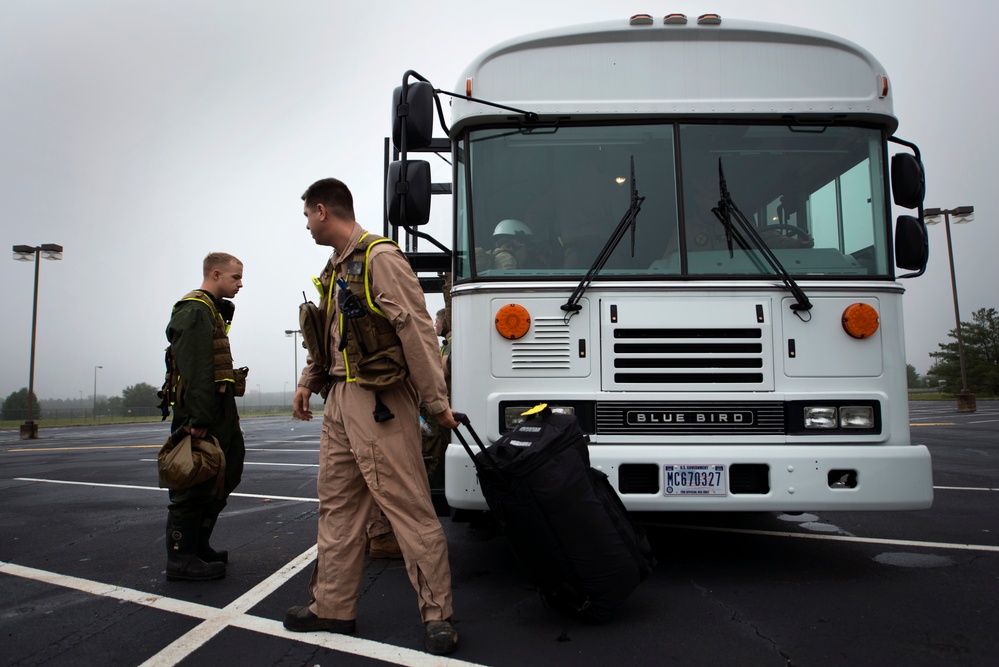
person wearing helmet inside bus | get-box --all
[676,182,814,254]
[490,219,542,269]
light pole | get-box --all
[12,243,63,439]
[924,205,975,413]
[93,365,103,420]
[285,329,301,389]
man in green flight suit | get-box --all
[164,252,247,581]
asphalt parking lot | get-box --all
[1,401,997,666]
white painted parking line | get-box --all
[246,448,320,452]
[14,478,169,493]
[260,440,320,444]
[650,523,999,553]
[137,459,319,468]
[140,546,320,666]
[0,560,220,619]
[13,478,317,503]
[1,553,485,667]
[214,460,319,468]
[934,485,999,492]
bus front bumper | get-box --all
[444,443,933,512]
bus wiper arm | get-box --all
[562,157,645,317]
[713,159,812,314]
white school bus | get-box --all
[386,13,933,513]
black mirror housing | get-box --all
[895,214,928,271]
[386,160,432,226]
[890,153,925,209]
[392,81,435,151]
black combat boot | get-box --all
[166,512,226,581]
[198,513,229,564]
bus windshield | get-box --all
[454,123,890,280]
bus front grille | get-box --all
[606,325,772,391]
[596,400,785,435]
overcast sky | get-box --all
[2,0,995,403]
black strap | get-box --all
[451,413,502,473]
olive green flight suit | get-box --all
[166,294,245,524]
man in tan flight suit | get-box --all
[284,177,460,656]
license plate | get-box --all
[664,464,727,496]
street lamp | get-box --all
[285,329,301,388]
[93,365,103,420]
[12,243,63,439]
[924,205,975,413]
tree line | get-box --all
[915,307,999,395]
[1,382,160,421]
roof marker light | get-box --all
[842,303,879,339]
[664,14,688,25]
[697,13,722,25]
[630,14,654,26]
[466,77,472,97]
[877,74,889,98]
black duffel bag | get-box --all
[455,407,655,622]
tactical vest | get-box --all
[158,291,246,419]
[178,290,237,385]
[338,234,408,390]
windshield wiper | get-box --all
[562,156,645,318]
[712,159,812,315]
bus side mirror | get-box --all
[890,153,925,209]
[386,160,432,226]
[895,214,928,271]
[392,81,435,151]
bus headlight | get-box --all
[788,400,880,435]
[839,405,875,429]
[804,406,838,429]
[503,405,575,430]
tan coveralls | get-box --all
[299,223,453,623]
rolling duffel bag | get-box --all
[453,406,655,623]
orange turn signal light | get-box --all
[877,74,889,98]
[842,303,879,339]
[495,303,531,339]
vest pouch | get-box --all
[233,366,249,397]
[300,300,330,370]
[344,314,408,391]
[354,347,408,391]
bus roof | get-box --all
[451,17,897,133]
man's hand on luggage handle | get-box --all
[436,407,460,430]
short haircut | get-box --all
[436,308,446,319]
[302,177,355,220]
[203,252,242,277]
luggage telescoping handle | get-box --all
[451,412,502,472]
